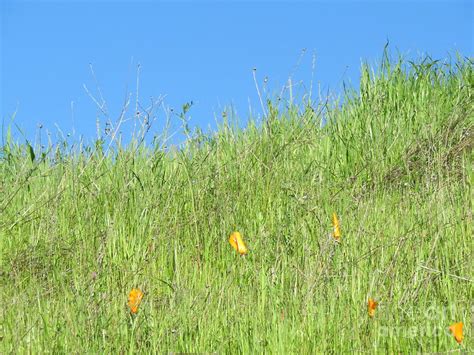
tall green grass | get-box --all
[1,53,473,353]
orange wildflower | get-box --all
[127,288,144,314]
[449,322,463,344]
[332,213,341,241]
[367,298,378,318]
[229,231,248,255]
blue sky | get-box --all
[1,0,473,146]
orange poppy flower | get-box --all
[332,213,341,241]
[127,288,144,314]
[367,298,378,318]
[229,231,248,255]
[449,322,463,344]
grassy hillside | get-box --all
[1,54,473,353]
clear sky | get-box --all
[1,0,473,146]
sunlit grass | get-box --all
[0,53,472,353]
